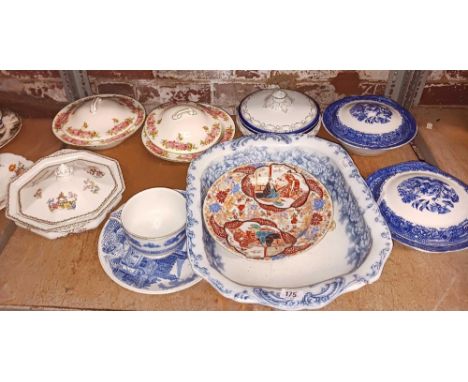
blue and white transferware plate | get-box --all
[367,161,468,253]
[98,193,201,295]
[186,134,393,310]
[237,89,321,135]
[323,95,417,156]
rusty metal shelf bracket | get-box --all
[59,70,93,101]
[385,70,430,109]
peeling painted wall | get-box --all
[0,70,466,117]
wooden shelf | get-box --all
[0,109,467,310]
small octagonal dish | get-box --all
[142,103,235,163]
[52,94,145,149]
[186,134,393,310]
[237,89,321,135]
[367,161,468,253]
[0,153,34,210]
[0,109,22,149]
[323,95,417,156]
[6,149,125,239]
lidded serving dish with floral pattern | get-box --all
[52,94,145,149]
[6,149,125,239]
[142,102,235,162]
[237,89,321,136]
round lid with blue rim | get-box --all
[238,89,320,134]
[323,95,417,149]
[367,161,468,252]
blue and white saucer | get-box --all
[98,194,201,294]
[323,95,417,155]
[367,161,468,253]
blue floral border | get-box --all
[366,161,468,252]
[185,134,393,310]
[323,95,417,149]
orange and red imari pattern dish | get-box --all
[203,163,334,259]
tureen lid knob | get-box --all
[90,97,103,114]
[272,90,287,99]
[264,89,293,112]
[55,163,74,178]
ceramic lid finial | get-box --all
[264,89,293,113]
[55,163,74,178]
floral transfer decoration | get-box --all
[106,117,134,136]
[83,179,100,194]
[47,192,78,212]
[87,167,105,178]
[204,163,334,259]
[34,188,42,199]
[8,162,27,176]
[349,102,392,124]
[397,176,459,214]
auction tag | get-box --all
[280,289,304,300]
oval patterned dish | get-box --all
[367,161,468,253]
[238,89,320,134]
[142,104,235,163]
[323,95,417,156]
[52,94,145,149]
[0,109,22,149]
[203,163,333,259]
[186,134,393,310]
[0,153,34,210]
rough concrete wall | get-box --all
[0,70,389,117]
[0,70,467,117]
[420,70,468,106]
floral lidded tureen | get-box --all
[323,95,417,156]
[52,94,146,149]
[237,89,321,136]
[6,149,125,239]
[142,102,235,163]
[367,161,468,253]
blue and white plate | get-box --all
[367,161,468,253]
[323,95,417,156]
[98,193,201,294]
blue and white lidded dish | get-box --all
[237,89,321,136]
[367,161,468,253]
[323,95,417,156]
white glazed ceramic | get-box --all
[98,193,201,294]
[0,109,22,149]
[0,153,33,210]
[6,149,125,239]
[142,103,235,163]
[145,102,223,155]
[236,113,320,137]
[367,161,468,253]
[52,94,145,149]
[238,89,320,134]
[323,95,417,156]
[186,134,393,310]
[116,188,187,258]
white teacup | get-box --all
[119,188,186,258]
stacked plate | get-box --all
[367,161,468,253]
[6,149,125,239]
[0,108,22,149]
[142,102,235,163]
[52,94,146,149]
[323,95,417,156]
[186,134,393,310]
[237,89,321,136]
